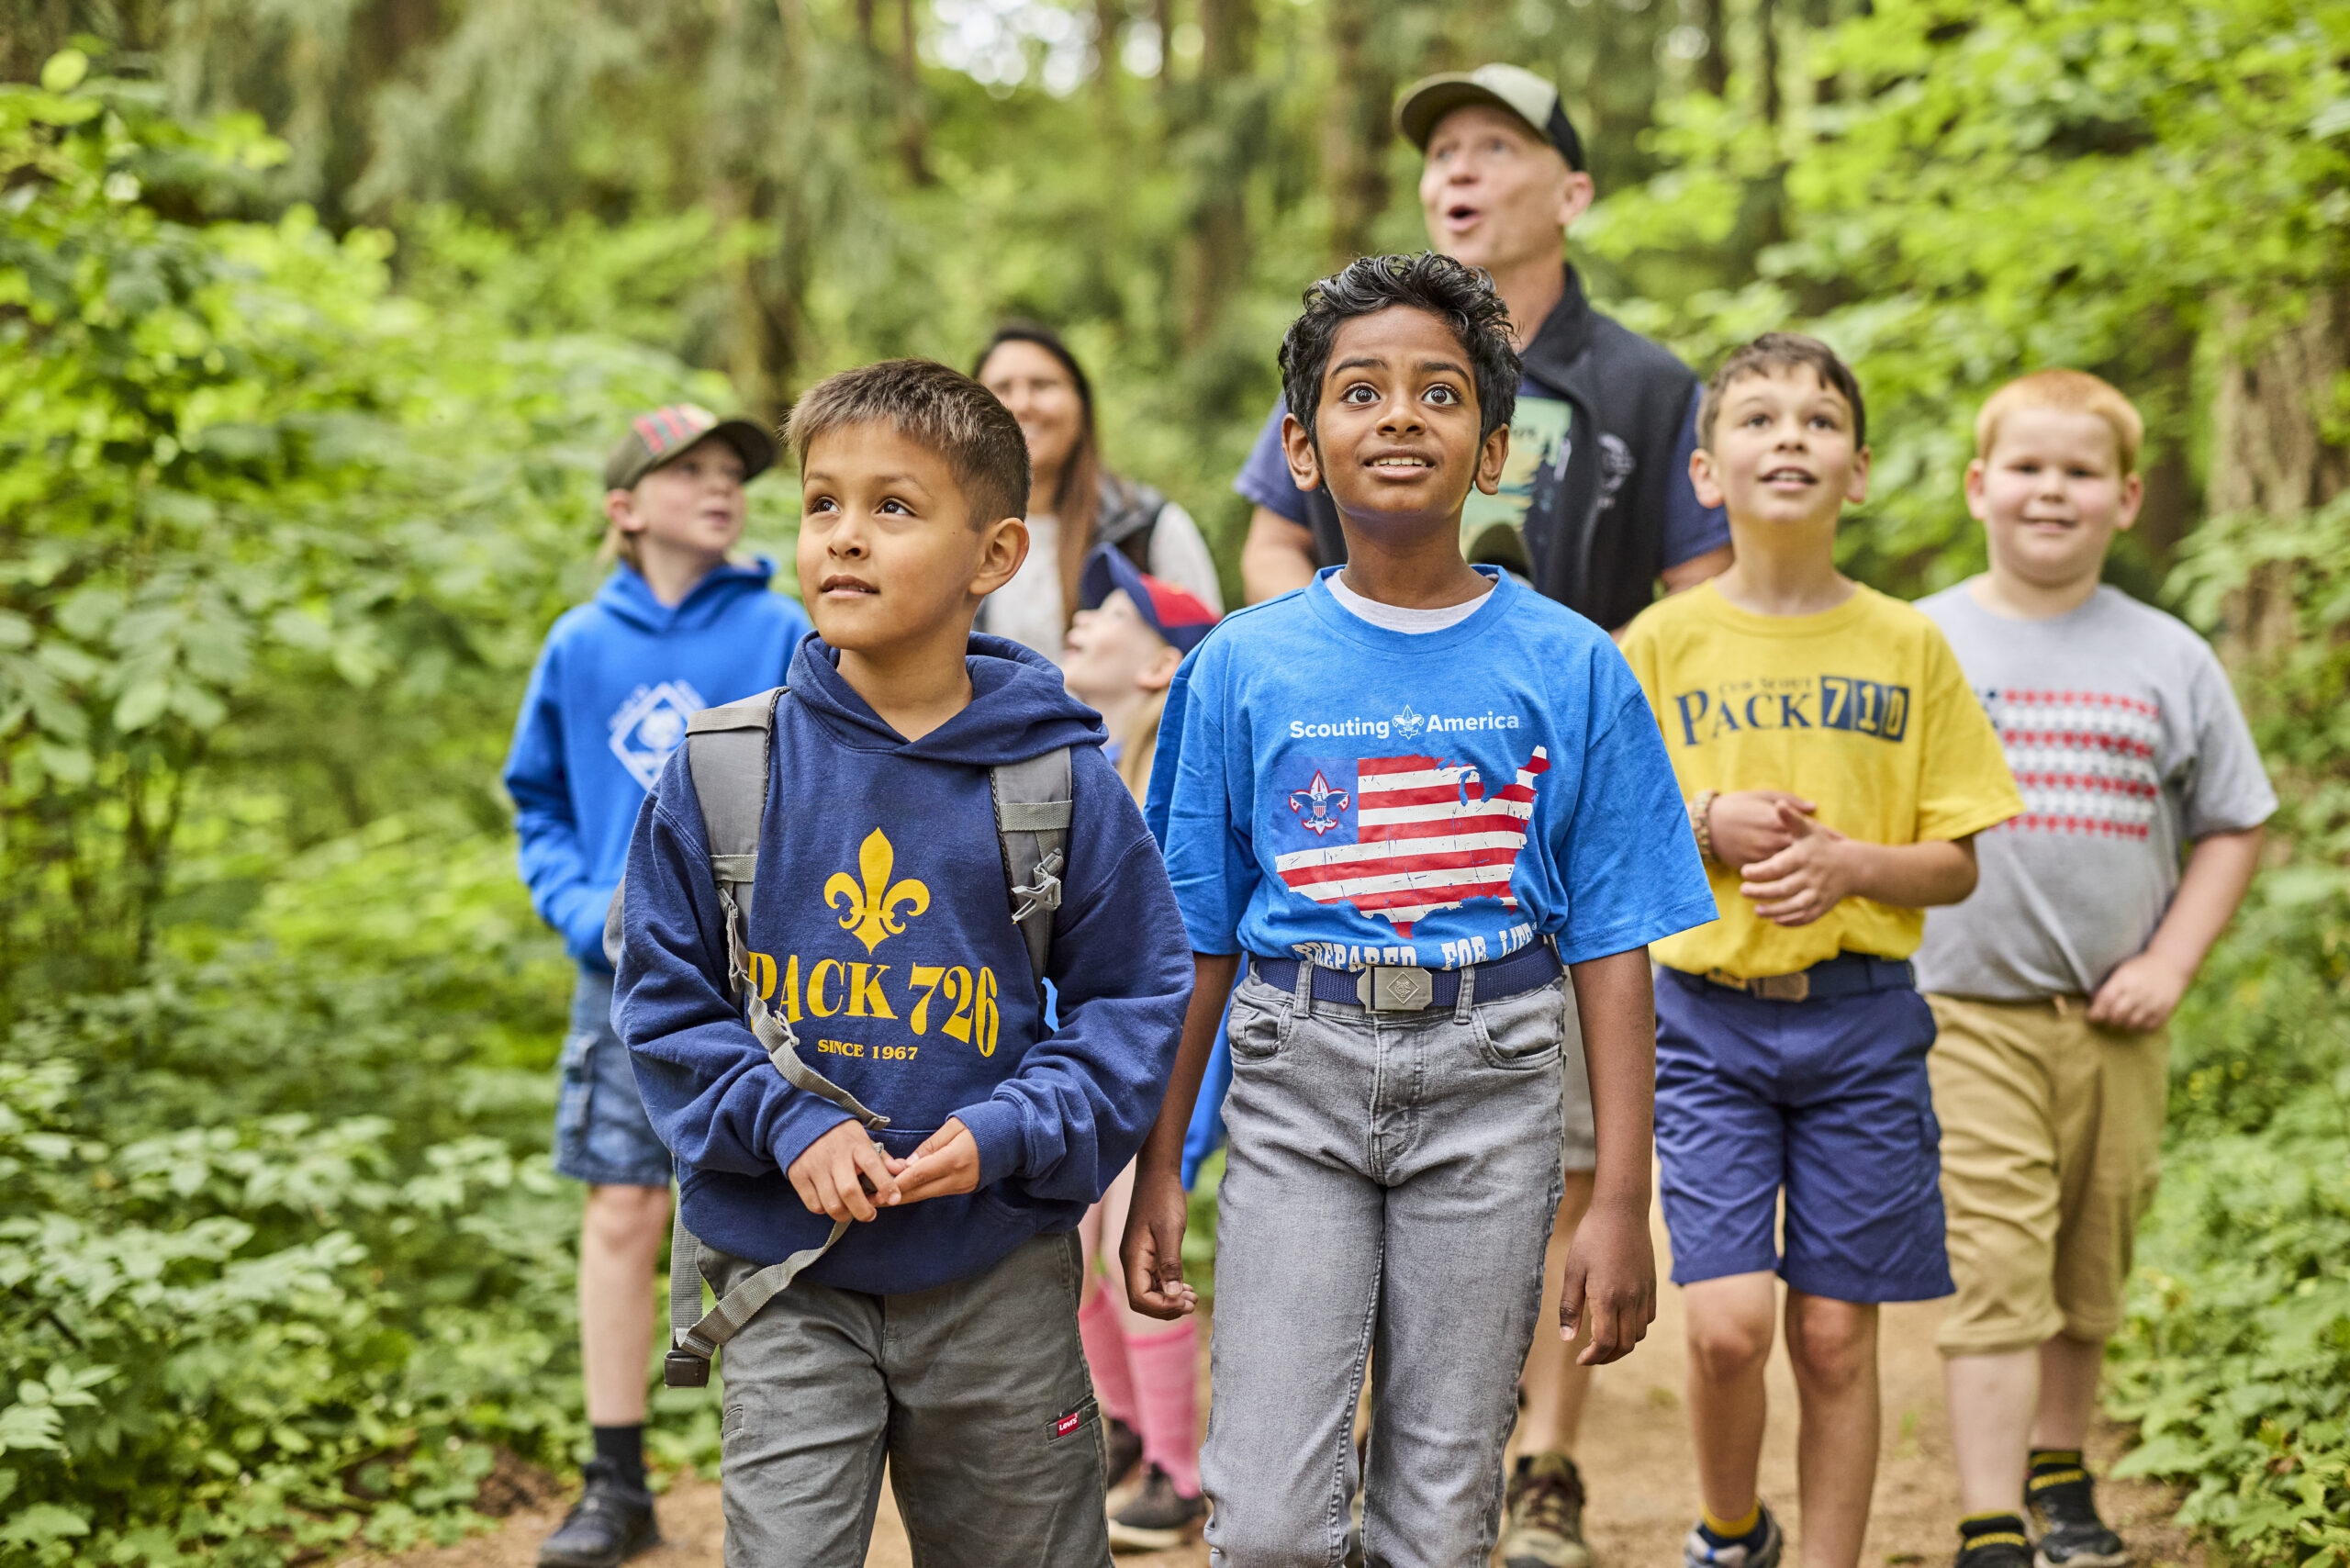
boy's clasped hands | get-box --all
[1706,789,1980,928]
[785,1116,981,1222]
[1706,790,1842,926]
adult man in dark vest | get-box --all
[1226,64,1731,1568]
[1236,63,1730,624]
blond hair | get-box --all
[598,512,643,571]
[1113,689,1168,804]
[1975,369,2144,476]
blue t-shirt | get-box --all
[1144,568,1718,970]
[1232,390,1729,574]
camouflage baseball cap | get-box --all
[1394,63,1586,172]
[603,404,777,492]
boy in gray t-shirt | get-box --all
[1913,371,2273,1568]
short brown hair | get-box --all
[1698,332,1867,451]
[785,358,1030,528]
[1974,368,2143,476]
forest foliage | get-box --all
[0,1,2344,1562]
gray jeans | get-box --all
[709,1231,1111,1568]
[1203,967,1570,1568]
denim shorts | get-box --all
[1654,967,1951,1304]
[552,967,673,1189]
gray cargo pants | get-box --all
[708,1231,1111,1568]
[1203,966,1570,1568]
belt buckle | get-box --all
[1753,972,1810,1002]
[1357,965,1434,1012]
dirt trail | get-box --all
[366,1203,2197,1568]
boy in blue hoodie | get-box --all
[1126,254,1717,1568]
[613,358,1191,1567]
[502,404,809,1567]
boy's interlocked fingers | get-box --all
[786,1118,906,1222]
[1738,803,1855,927]
[894,1118,981,1204]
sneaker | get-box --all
[536,1460,660,1568]
[2028,1465,2129,1568]
[1682,1503,1784,1568]
[1956,1517,2036,1568]
[1102,1416,1144,1490]
[1107,1463,1206,1551]
[1503,1451,1594,1568]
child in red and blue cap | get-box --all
[1061,542,1219,1548]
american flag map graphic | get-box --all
[1273,748,1551,935]
[1986,689,2161,840]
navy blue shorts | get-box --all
[1654,967,1950,1304]
[553,968,673,1189]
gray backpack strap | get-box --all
[665,998,890,1386]
[664,685,899,1389]
[683,689,782,998]
[990,745,1074,994]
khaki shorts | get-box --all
[1927,994,2168,1356]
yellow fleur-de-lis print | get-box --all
[825,828,931,954]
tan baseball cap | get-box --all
[1394,63,1586,172]
[603,404,777,492]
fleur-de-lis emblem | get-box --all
[1286,768,1352,837]
[825,828,930,953]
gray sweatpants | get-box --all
[1203,966,1570,1568]
[709,1231,1111,1568]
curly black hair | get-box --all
[1278,252,1521,454]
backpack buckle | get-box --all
[664,1349,711,1389]
[1011,848,1065,925]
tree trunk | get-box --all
[895,0,931,184]
[2208,291,2350,658]
[1322,2,1391,267]
[1180,0,1256,348]
[1699,0,1729,96]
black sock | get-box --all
[1959,1512,2029,1550]
[592,1424,647,1491]
[2029,1448,2088,1489]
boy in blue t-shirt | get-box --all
[1127,253,1717,1565]
[502,405,808,1566]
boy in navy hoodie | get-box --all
[614,359,1191,1567]
[502,404,809,1567]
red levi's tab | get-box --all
[1049,1395,1100,1442]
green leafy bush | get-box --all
[0,67,758,1565]
[2103,505,2350,1568]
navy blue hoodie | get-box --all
[613,633,1191,1294]
[504,560,811,969]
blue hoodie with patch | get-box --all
[613,633,1191,1295]
[503,560,811,969]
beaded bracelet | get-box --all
[1689,788,1720,863]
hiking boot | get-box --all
[1956,1516,2036,1568]
[1107,1463,1206,1551]
[1102,1416,1144,1491]
[2028,1465,2129,1568]
[537,1460,659,1568]
[1682,1503,1784,1568]
[1503,1451,1594,1568]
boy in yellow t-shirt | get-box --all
[1620,334,2021,1568]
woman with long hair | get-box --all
[1062,543,1219,1549]
[974,322,1223,662]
